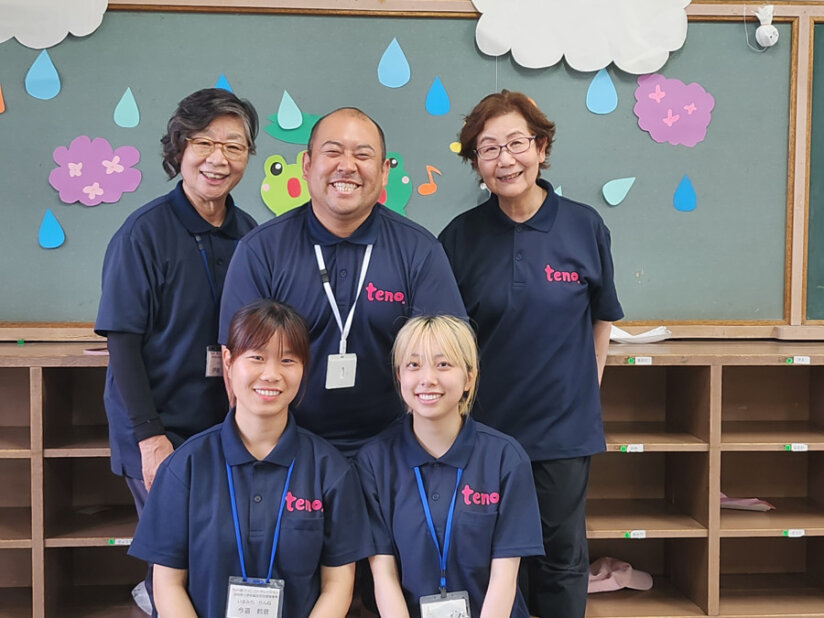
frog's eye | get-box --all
[270,161,284,176]
[389,158,398,168]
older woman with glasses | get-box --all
[94,87,259,612]
[438,90,623,618]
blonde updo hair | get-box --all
[391,315,479,417]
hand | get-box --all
[138,434,174,491]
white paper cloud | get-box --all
[0,0,108,49]
[472,0,690,75]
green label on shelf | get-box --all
[107,537,132,546]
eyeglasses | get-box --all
[186,137,249,160]
[474,136,537,161]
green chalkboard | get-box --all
[808,24,824,320]
[0,12,791,322]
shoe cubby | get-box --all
[43,457,136,546]
[0,368,31,456]
[44,546,146,617]
[42,367,109,456]
[718,537,824,616]
[586,538,709,617]
[0,459,31,548]
[0,549,32,618]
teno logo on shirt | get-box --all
[544,264,581,283]
[364,281,406,304]
[285,491,323,512]
[461,484,500,506]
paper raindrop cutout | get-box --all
[277,91,303,130]
[378,38,411,88]
[39,209,65,249]
[673,175,696,212]
[25,50,60,100]
[215,74,232,92]
[425,77,450,116]
[587,69,618,114]
[114,87,139,128]
[602,177,635,206]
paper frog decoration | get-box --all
[380,152,412,215]
[260,152,308,216]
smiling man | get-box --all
[220,107,466,456]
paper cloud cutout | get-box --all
[472,0,689,74]
[0,0,107,49]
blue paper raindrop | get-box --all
[25,50,61,100]
[673,175,697,212]
[215,74,233,92]
[586,69,617,115]
[602,177,636,206]
[277,91,303,130]
[39,209,65,249]
[378,38,411,88]
[114,87,140,128]
[425,77,450,116]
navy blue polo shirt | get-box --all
[356,416,543,618]
[219,203,467,454]
[95,182,257,477]
[129,410,374,618]
[438,179,623,461]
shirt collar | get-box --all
[305,200,379,246]
[169,180,246,239]
[401,414,477,469]
[488,177,559,233]
[221,409,299,467]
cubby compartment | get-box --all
[0,549,32,617]
[720,452,824,537]
[601,366,711,452]
[721,366,824,450]
[586,537,709,617]
[43,458,136,545]
[719,537,824,616]
[0,368,30,456]
[0,459,31,547]
[42,367,109,456]
[587,452,709,539]
[44,546,146,617]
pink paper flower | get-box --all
[49,136,141,206]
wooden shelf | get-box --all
[587,499,707,539]
[719,573,824,617]
[604,422,708,452]
[43,426,110,458]
[49,585,146,618]
[0,587,33,618]
[721,421,824,451]
[586,577,706,617]
[720,498,824,537]
[0,427,30,458]
[0,507,31,548]
[45,506,137,547]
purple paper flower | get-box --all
[634,74,715,147]
[49,136,141,206]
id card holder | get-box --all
[325,353,357,389]
[225,576,284,618]
[206,345,223,378]
[419,590,470,618]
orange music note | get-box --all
[416,165,442,196]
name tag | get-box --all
[420,590,470,618]
[206,345,223,378]
[325,353,357,389]
[226,577,283,618]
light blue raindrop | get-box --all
[586,68,617,115]
[554,186,563,196]
[114,87,140,128]
[602,177,635,206]
[39,209,65,249]
[673,175,697,212]
[25,50,61,100]
[215,74,233,92]
[425,77,449,116]
[378,38,411,88]
[277,91,303,130]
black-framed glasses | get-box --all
[474,135,537,161]
[186,137,249,160]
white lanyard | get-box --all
[314,244,373,355]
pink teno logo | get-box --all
[365,281,405,304]
[285,491,323,512]
[461,483,500,506]
[545,264,581,283]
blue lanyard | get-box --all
[194,234,219,308]
[414,466,463,594]
[226,458,295,583]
